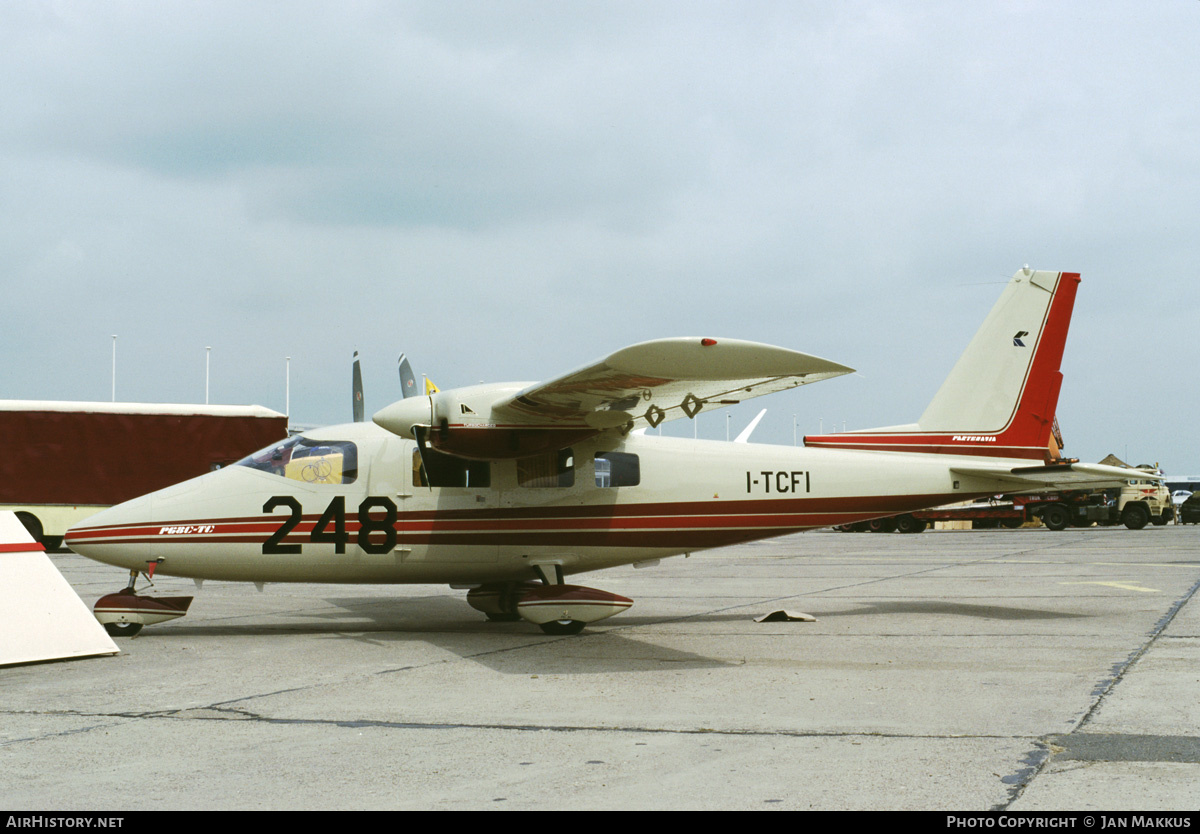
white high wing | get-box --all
[68,268,1146,636]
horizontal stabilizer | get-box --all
[949,462,1158,492]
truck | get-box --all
[836,466,1173,533]
[2,400,288,550]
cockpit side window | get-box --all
[237,437,358,485]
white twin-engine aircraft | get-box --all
[68,268,1144,636]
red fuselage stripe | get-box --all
[65,493,964,549]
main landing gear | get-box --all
[465,566,633,635]
[93,564,193,637]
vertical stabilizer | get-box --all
[804,268,1079,461]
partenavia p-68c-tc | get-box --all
[68,268,1145,635]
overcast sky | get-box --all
[3,1,1197,473]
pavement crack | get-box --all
[992,741,1050,811]
[4,707,1047,743]
[1077,573,1200,729]
[995,571,1200,811]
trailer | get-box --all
[2,400,288,549]
[833,498,1025,534]
[837,475,1173,534]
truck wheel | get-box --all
[1042,505,1069,531]
[1001,518,1024,529]
[894,515,926,534]
[1122,504,1150,530]
[867,517,896,533]
[14,513,46,548]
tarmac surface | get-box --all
[3,525,1199,811]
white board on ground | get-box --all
[0,511,118,666]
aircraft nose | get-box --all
[65,492,157,569]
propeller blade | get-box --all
[412,425,434,490]
[352,351,364,422]
[398,354,417,399]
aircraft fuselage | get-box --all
[67,420,1009,585]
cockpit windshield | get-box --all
[236,436,358,485]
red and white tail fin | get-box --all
[805,268,1080,461]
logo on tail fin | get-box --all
[1012,330,1029,347]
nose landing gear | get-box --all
[93,564,193,637]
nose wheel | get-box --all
[538,619,586,636]
[93,565,193,637]
[103,621,143,638]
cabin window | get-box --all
[236,437,358,485]
[517,449,575,488]
[412,448,490,488]
[595,452,640,487]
